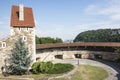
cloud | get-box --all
[0,21,4,25]
[85,0,120,21]
[36,23,69,41]
[35,21,120,41]
[85,5,98,14]
[35,0,120,41]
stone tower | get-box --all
[10,4,36,62]
[0,4,36,71]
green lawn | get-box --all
[0,73,47,80]
[52,65,108,80]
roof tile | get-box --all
[10,5,35,27]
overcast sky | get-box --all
[0,0,120,41]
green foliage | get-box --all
[31,62,73,74]
[74,29,120,42]
[31,62,40,74]
[32,61,54,74]
[40,61,54,73]
[36,36,41,44]
[9,37,32,75]
[48,63,74,74]
[36,36,63,44]
[39,62,46,73]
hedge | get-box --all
[31,62,74,74]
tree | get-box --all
[74,29,120,42]
[9,37,32,75]
[36,36,41,44]
[35,36,63,44]
[55,38,63,43]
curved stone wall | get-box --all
[36,50,119,62]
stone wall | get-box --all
[0,27,36,73]
[36,50,119,61]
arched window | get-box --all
[26,27,29,31]
[2,42,6,48]
[18,27,21,31]
[23,36,27,41]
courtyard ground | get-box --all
[52,59,119,80]
[50,65,108,80]
[0,59,120,80]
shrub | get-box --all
[32,61,54,74]
[31,62,73,74]
[39,62,46,73]
[45,61,54,73]
[31,62,40,74]
[47,63,74,74]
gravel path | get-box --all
[51,59,119,80]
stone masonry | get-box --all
[0,4,36,72]
[36,50,119,62]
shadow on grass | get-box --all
[93,59,120,80]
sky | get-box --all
[0,0,120,41]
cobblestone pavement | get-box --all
[52,59,119,80]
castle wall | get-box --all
[36,50,119,62]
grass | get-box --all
[0,73,48,80]
[52,65,108,80]
[0,65,108,80]
[48,63,74,74]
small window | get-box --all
[18,27,21,31]
[2,42,6,48]
[26,28,29,31]
[23,36,27,41]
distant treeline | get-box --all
[74,29,120,42]
[36,36,63,44]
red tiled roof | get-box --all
[10,5,35,27]
[36,42,120,49]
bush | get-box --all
[31,62,40,74]
[45,61,54,73]
[47,63,74,74]
[31,62,73,74]
[31,61,54,74]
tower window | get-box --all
[2,42,6,48]
[18,27,21,31]
[26,28,29,31]
[23,36,27,41]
